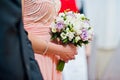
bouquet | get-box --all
[50,11,94,72]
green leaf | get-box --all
[83,41,89,44]
[88,27,91,30]
[63,38,68,43]
[51,34,57,40]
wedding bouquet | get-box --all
[50,11,94,72]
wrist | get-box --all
[47,42,63,55]
[42,40,49,55]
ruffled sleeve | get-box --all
[23,0,57,24]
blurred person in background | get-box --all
[76,0,85,14]
[60,0,80,12]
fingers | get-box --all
[69,44,77,55]
[61,54,75,62]
[68,54,75,60]
[58,44,77,62]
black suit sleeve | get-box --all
[0,0,43,80]
[0,0,27,80]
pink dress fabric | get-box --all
[23,0,62,80]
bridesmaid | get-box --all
[22,0,77,80]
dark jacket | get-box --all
[0,0,43,80]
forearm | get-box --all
[28,33,76,62]
[28,33,62,55]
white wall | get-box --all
[84,0,120,49]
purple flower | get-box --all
[56,21,64,30]
[80,29,88,41]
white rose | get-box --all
[70,18,76,25]
[76,29,82,35]
[73,21,82,29]
[56,17,64,22]
[66,16,73,22]
[73,22,82,31]
[80,22,89,29]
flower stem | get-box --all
[57,60,65,72]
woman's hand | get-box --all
[56,44,77,62]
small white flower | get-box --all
[66,28,70,32]
[75,36,81,43]
[67,32,75,41]
[51,27,57,33]
[59,13,65,17]
[80,14,86,20]
[60,32,67,39]
[56,17,64,22]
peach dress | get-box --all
[22,0,62,80]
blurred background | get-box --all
[84,0,120,80]
[61,0,120,80]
